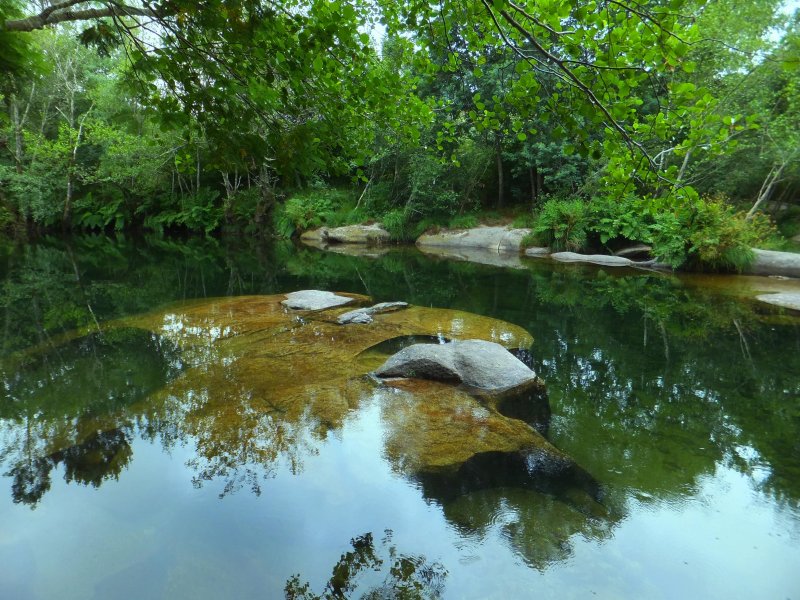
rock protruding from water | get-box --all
[551,252,638,267]
[282,290,357,311]
[337,302,409,325]
[756,292,800,311]
[417,226,530,253]
[301,224,390,245]
[375,339,537,392]
[747,249,800,278]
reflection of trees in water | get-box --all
[2,237,799,571]
[0,327,182,506]
[521,268,800,508]
[285,531,447,600]
[8,428,132,506]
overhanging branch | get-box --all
[4,2,161,32]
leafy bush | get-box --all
[448,214,479,229]
[650,196,775,271]
[589,194,654,245]
[511,212,536,229]
[74,191,127,231]
[273,188,360,237]
[530,197,589,251]
[381,208,412,241]
[143,189,222,235]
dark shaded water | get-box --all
[1,236,799,599]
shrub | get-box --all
[650,195,775,271]
[273,188,355,237]
[589,194,653,246]
[381,208,412,241]
[448,214,479,230]
[531,197,589,251]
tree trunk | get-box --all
[747,162,786,220]
[495,140,504,209]
[529,165,539,206]
[254,162,275,234]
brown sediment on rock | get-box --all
[27,292,596,501]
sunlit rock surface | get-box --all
[375,339,538,391]
[417,226,530,253]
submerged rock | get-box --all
[337,301,409,325]
[281,290,358,311]
[375,339,537,392]
[56,293,597,505]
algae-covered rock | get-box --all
[32,293,596,502]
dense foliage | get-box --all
[1,0,798,269]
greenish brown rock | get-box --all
[42,294,593,494]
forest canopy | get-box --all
[1,0,798,268]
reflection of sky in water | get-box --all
[1,239,799,599]
[0,402,797,600]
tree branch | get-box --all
[4,2,161,32]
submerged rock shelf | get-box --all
[33,291,595,501]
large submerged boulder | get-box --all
[46,290,597,504]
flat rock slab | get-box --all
[337,301,409,325]
[524,247,550,257]
[746,249,800,278]
[756,292,800,311]
[417,226,530,253]
[282,290,357,311]
[551,252,635,267]
[375,339,537,392]
[326,224,390,245]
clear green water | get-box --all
[1,236,799,599]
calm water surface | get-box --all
[1,236,799,599]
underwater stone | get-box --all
[375,339,537,392]
[281,290,356,311]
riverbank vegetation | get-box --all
[1,0,798,269]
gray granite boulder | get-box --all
[550,252,636,267]
[375,339,537,392]
[281,290,356,311]
[756,292,800,311]
[745,249,800,278]
[524,247,550,257]
[299,228,329,242]
[417,226,530,253]
[325,224,390,245]
[300,224,390,245]
[337,301,409,325]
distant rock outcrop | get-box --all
[417,226,530,253]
